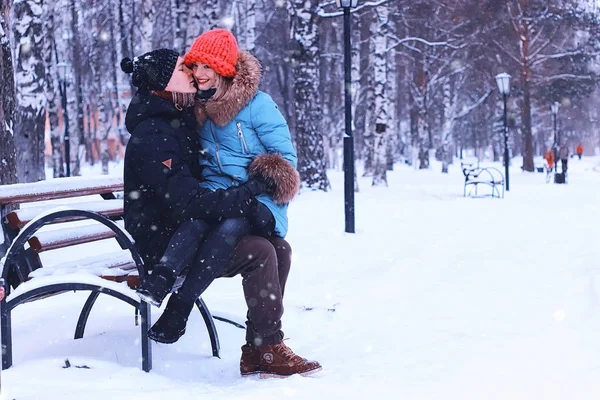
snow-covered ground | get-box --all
[3,156,600,400]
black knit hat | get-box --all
[120,49,179,92]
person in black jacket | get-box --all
[122,50,266,339]
[121,48,321,378]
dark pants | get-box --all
[157,219,210,276]
[175,217,251,305]
[222,236,292,346]
[561,158,568,173]
[160,208,287,345]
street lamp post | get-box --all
[336,0,359,233]
[57,61,71,177]
[551,101,559,176]
[495,73,511,192]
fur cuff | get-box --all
[249,153,300,204]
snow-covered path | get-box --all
[3,157,600,399]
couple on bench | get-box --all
[121,28,321,379]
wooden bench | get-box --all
[461,163,505,199]
[0,175,223,372]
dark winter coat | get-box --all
[123,92,263,268]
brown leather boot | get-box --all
[256,341,322,379]
[240,344,260,377]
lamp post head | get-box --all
[335,0,359,8]
[551,101,560,115]
[56,61,71,81]
[495,72,511,96]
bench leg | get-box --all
[74,291,101,339]
[140,301,152,372]
[1,303,12,370]
[195,298,220,358]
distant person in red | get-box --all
[544,148,555,172]
[576,144,583,160]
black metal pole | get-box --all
[343,7,355,233]
[553,111,558,175]
[62,78,71,177]
[503,93,510,191]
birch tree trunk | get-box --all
[141,0,154,53]
[372,4,389,186]
[91,0,109,174]
[288,0,328,191]
[13,0,46,182]
[361,15,376,176]
[235,0,256,51]
[69,0,85,176]
[440,79,456,173]
[491,97,504,162]
[0,3,18,185]
[172,0,188,54]
[43,0,63,178]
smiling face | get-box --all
[191,63,219,91]
[165,57,196,93]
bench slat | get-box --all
[5,199,124,229]
[30,250,137,279]
[0,176,123,205]
[29,220,125,253]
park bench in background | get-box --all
[0,176,222,372]
[461,163,505,199]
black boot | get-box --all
[147,295,193,344]
[137,265,175,307]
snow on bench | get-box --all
[28,220,125,252]
[5,199,124,229]
[0,175,123,205]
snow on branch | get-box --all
[318,0,391,18]
[455,89,493,120]
[387,34,464,53]
[536,74,594,83]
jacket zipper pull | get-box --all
[236,122,249,154]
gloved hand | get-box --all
[248,201,276,238]
[240,178,270,196]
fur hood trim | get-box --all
[194,51,261,127]
[249,153,300,204]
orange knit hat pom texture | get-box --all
[184,29,238,77]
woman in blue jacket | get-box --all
[184,28,299,239]
[184,30,321,379]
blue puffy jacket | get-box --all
[195,52,297,237]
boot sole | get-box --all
[259,366,322,379]
[136,291,163,308]
[240,371,261,377]
[147,329,186,344]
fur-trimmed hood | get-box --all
[194,51,262,127]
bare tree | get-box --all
[288,0,328,191]
[371,3,389,185]
[43,0,63,178]
[13,0,46,182]
[0,0,17,185]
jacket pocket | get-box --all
[236,121,249,154]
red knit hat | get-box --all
[184,29,238,77]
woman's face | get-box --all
[165,57,196,93]
[191,63,218,91]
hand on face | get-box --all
[165,57,197,94]
[190,63,218,91]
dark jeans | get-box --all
[160,208,287,346]
[222,236,292,346]
[156,219,210,276]
[175,217,251,305]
